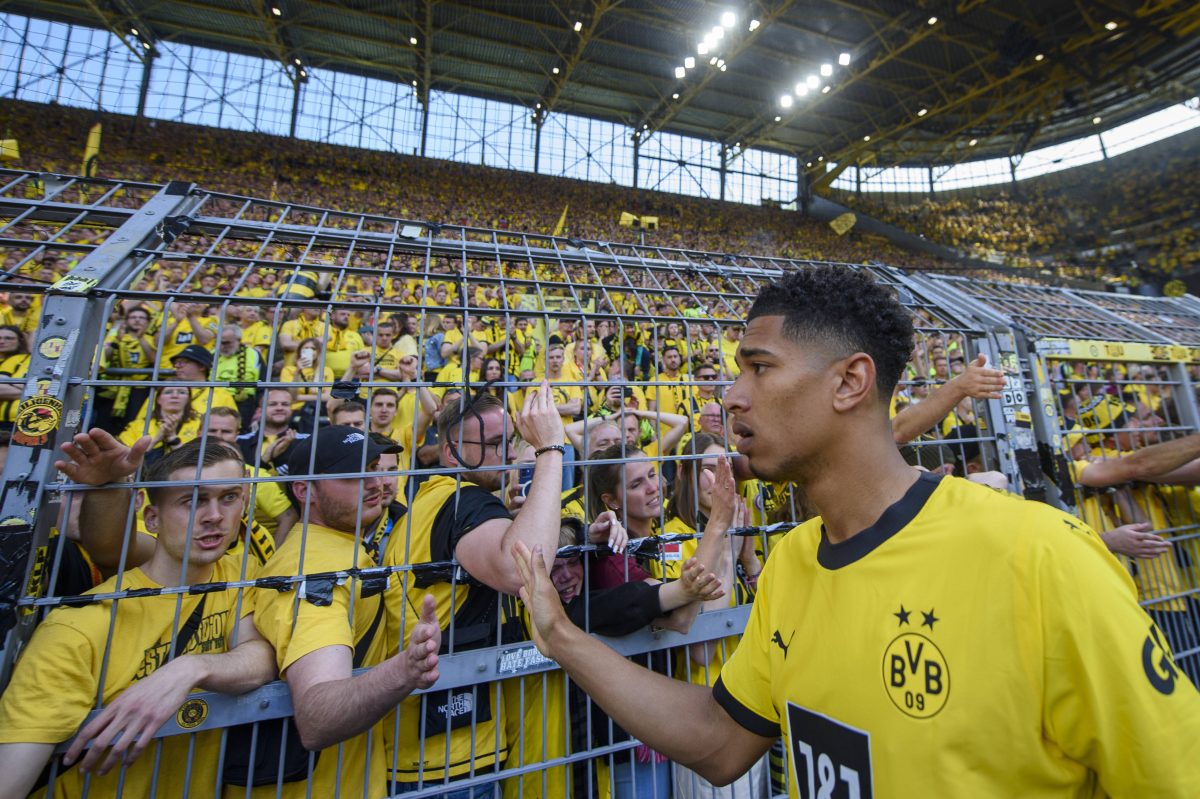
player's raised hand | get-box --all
[512,541,569,658]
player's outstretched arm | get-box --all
[513,541,773,785]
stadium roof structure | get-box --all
[13,0,1200,188]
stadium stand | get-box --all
[842,126,1200,278]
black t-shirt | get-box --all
[429,485,512,563]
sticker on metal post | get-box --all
[12,396,63,446]
[51,275,98,294]
[38,336,67,359]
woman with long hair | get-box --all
[279,336,334,428]
[118,385,200,456]
[585,442,741,799]
[0,324,31,467]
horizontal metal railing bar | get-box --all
[58,604,751,747]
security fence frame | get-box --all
[0,168,1065,797]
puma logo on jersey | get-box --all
[772,629,794,658]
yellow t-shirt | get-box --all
[317,325,365,376]
[0,353,30,422]
[253,521,389,799]
[242,320,274,352]
[720,335,740,377]
[158,315,218,364]
[715,474,1200,798]
[0,555,254,799]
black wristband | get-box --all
[534,444,566,458]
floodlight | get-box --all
[820,63,832,77]
[863,135,871,141]
[838,52,851,66]
[780,95,794,108]
[748,19,760,31]
[573,20,582,31]
[698,42,709,54]
[806,75,819,89]
[409,36,418,45]
[917,108,927,116]
[685,56,695,69]
[675,67,686,78]
[1104,21,1117,30]
[721,11,736,28]
[927,16,938,25]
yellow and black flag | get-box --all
[552,203,569,236]
[829,211,857,236]
[82,122,102,177]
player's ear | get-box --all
[832,352,876,413]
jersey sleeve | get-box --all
[711,555,781,738]
[1036,506,1200,796]
[254,573,356,676]
[0,619,98,743]
[430,486,513,562]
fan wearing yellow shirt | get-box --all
[512,265,1200,797]
[0,290,41,336]
[239,304,276,358]
[369,318,418,381]
[157,302,217,364]
[0,439,276,799]
[255,426,442,799]
[278,307,324,367]
[646,345,692,418]
[316,307,366,376]
[125,346,239,435]
[719,324,742,378]
[0,325,31,445]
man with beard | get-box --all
[253,426,442,798]
[511,265,1200,797]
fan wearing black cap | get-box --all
[124,344,239,435]
[252,425,442,799]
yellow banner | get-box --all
[552,203,569,236]
[0,139,18,161]
[829,211,857,236]
[1039,338,1200,363]
[82,122,102,177]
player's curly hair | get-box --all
[748,265,914,399]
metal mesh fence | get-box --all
[4,168,1196,797]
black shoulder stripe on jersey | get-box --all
[712,676,781,738]
[817,471,942,570]
[561,486,584,509]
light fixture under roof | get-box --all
[685,56,695,69]
[675,66,686,78]
[748,18,760,31]
[719,63,727,71]
[409,36,418,45]
[794,82,806,95]
[698,42,709,55]
[806,161,812,167]
[1035,53,1044,61]
[820,63,832,77]
[573,20,582,31]
[917,108,927,116]
[720,11,736,28]
[774,115,781,122]
[806,75,819,89]
[1104,20,1117,30]
[927,16,938,25]
[780,95,794,108]
[968,138,978,146]
[863,135,871,141]
[270,6,281,16]
[822,85,831,93]
[131,27,138,35]
[672,92,679,99]
[709,56,718,65]
[552,66,560,74]
[838,52,851,66]
[1093,116,1102,124]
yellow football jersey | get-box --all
[716,473,1200,798]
